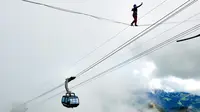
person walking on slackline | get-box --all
[131,2,143,26]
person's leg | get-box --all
[131,14,135,26]
[134,16,138,26]
[131,20,135,26]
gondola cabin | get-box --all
[61,93,79,108]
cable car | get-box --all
[61,76,79,108]
[61,93,79,108]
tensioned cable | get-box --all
[43,24,200,104]
[21,0,170,81]
[21,0,169,73]
[71,18,200,69]
[21,0,170,105]
[62,0,170,76]
[130,12,200,51]
[28,24,200,111]
[75,0,197,78]
[22,0,197,105]
[22,0,168,26]
[43,13,200,101]
[67,18,200,73]
[29,14,200,111]
[22,0,199,27]
[21,0,200,26]
[21,0,199,75]
[71,24,200,91]
[22,0,200,26]
[21,0,133,26]
[176,33,200,42]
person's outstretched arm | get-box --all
[137,2,143,8]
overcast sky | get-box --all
[1,0,200,112]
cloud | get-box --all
[150,32,200,79]
[150,76,200,95]
[80,60,158,112]
[10,103,28,112]
[40,59,157,112]
[1,0,200,111]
